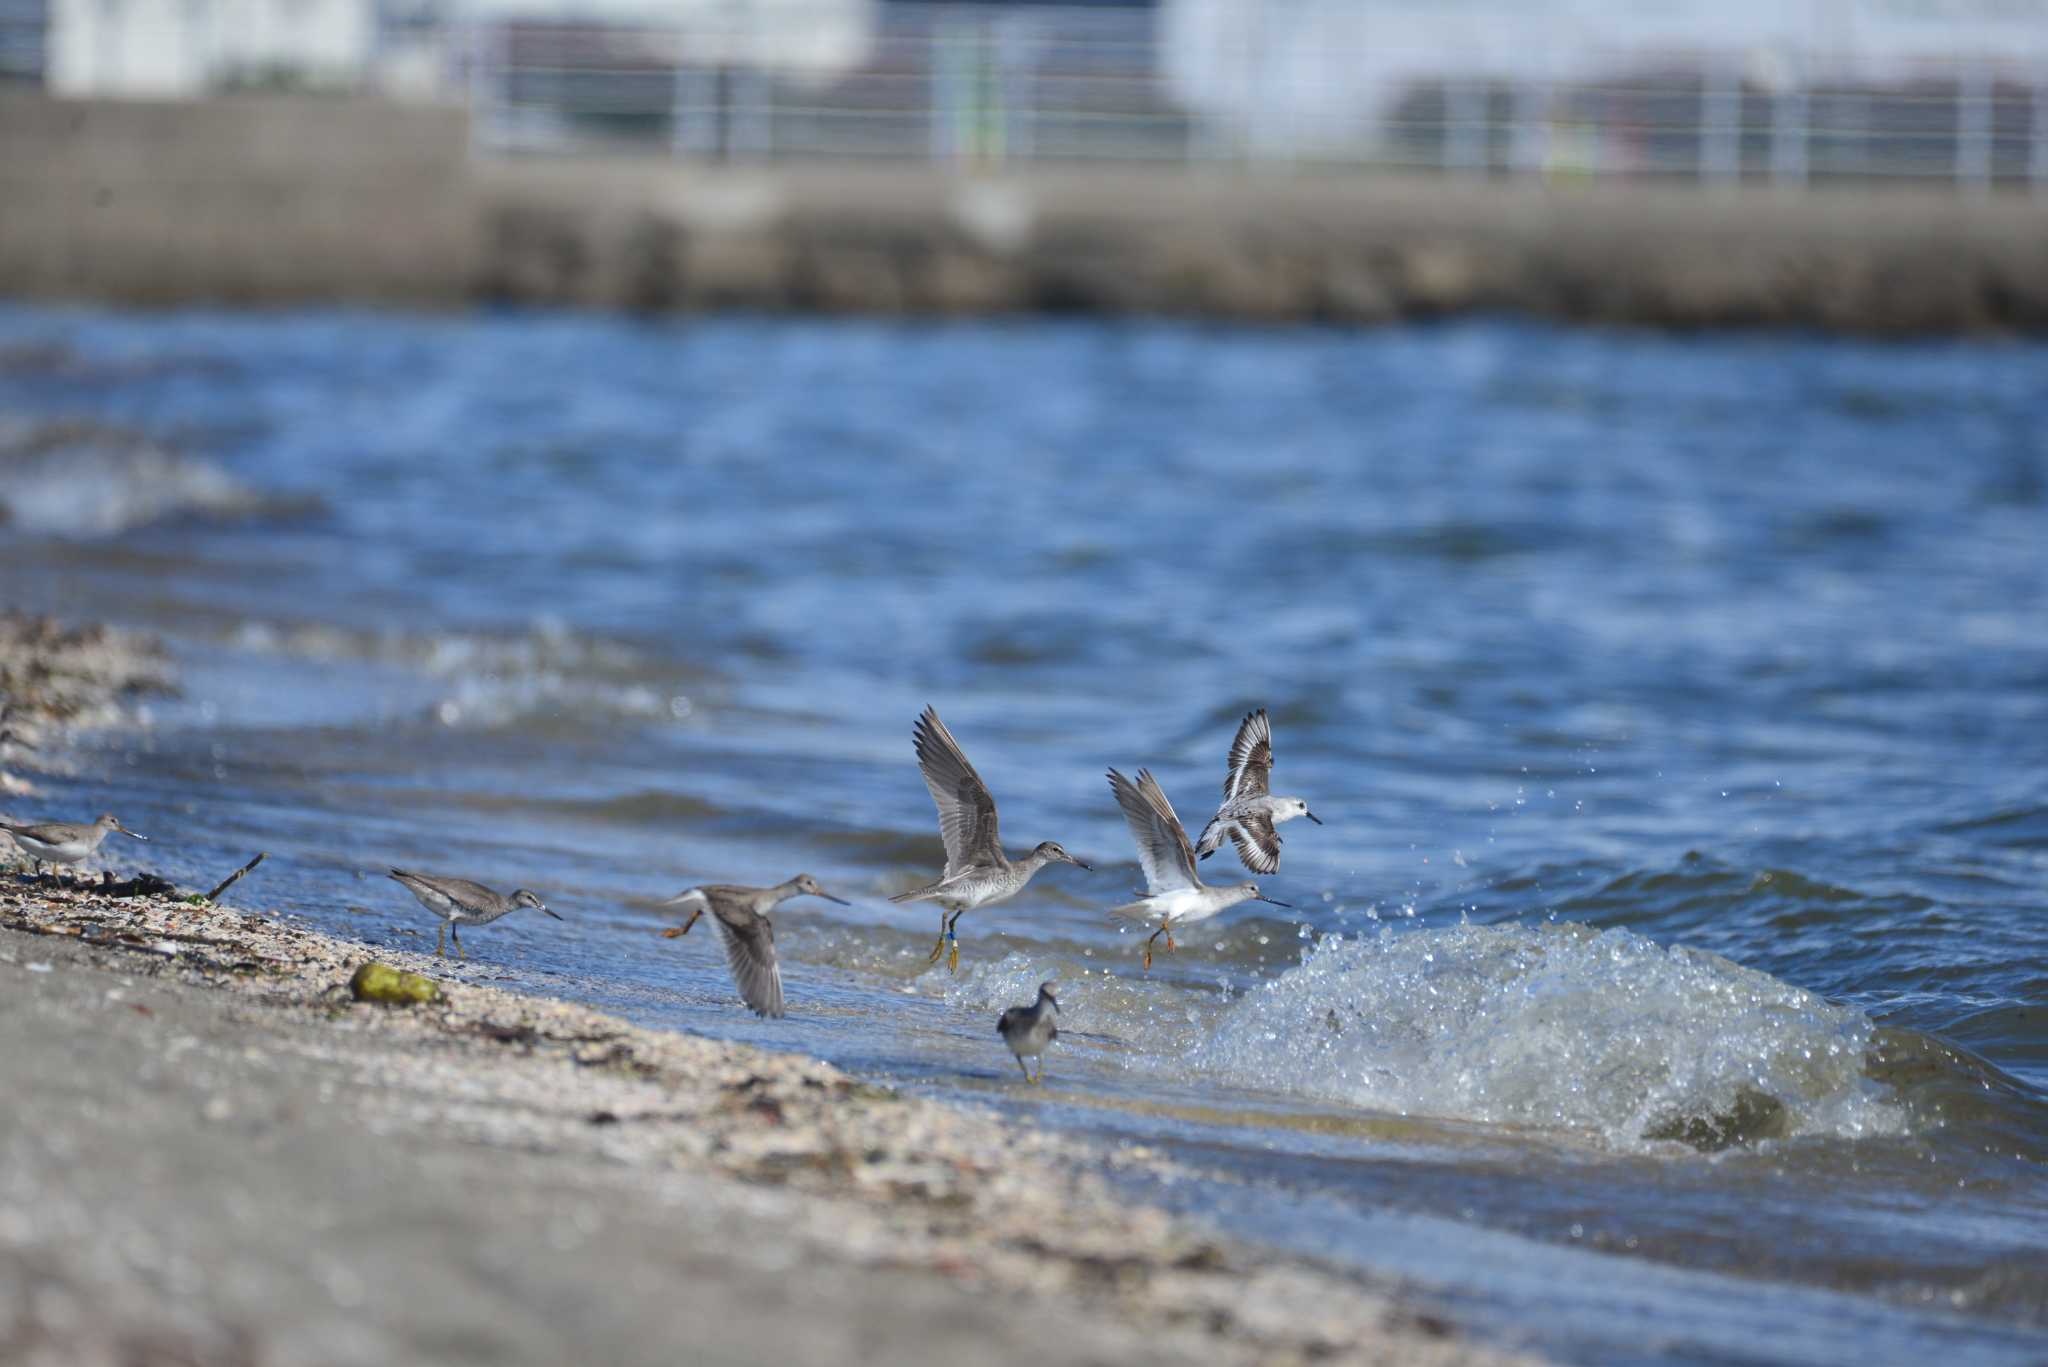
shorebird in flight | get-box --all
[1193,708,1321,875]
[659,874,848,1019]
[1108,767,1289,971]
[890,706,1090,973]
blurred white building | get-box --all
[42,0,874,97]
[46,0,376,94]
[1159,0,2048,157]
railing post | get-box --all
[1447,78,1487,176]
[465,19,504,153]
[929,14,956,163]
[1771,64,1807,186]
[1957,63,1992,192]
[670,62,711,158]
[1701,61,1739,183]
[733,67,771,160]
[1511,68,1549,179]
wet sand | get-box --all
[0,615,1525,1367]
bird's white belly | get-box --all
[1129,887,1224,925]
[11,835,88,863]
[943,874,1016,912]
[413,890,459,919]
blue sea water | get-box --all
[2,307,2045,1363]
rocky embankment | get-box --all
[5,90,2046,333]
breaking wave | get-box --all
[0,419,317,535]
[1193,922,1905,1151]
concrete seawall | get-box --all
[6,91,2048,332]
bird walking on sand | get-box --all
[387,870,559,959]
[1193,709,1321,875]
[659,874,848,1019]
[889,706,1090,973]
[997,980,1060,1085]
[1,813,145,877]
[1108,768,1290,971]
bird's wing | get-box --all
[1224,709,1273,800]
[913,706,1002,877]
[2,822,80,844]
[1230,815,1282,875]
[997,1005,1028,1038]
[389,870,498,908]
[715,913,785,1019]
[1108,767,1198,894]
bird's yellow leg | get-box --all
[436,924,446,957]
[927,910,950,964]
[663,909,702,939]
[454,926,465,961]
[1014,1054,1032,1082]
[944,911,964,974]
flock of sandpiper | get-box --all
[2,705,1319,1085]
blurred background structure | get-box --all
[4,0,2048,327]
[8,0,2048,184]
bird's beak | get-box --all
[1257,895,1293,909]
[815,890,851,905]
[1305,811,1324,825]
[541,906,563,920]
[657,890,693,905]
[119,826,147,841]
[1069,857,1093,871]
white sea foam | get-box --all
[1193,921,1904,1150]
[0,422,291,535]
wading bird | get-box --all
[997,980,1060,1085]
[1108,767,1290,970]
[890,706,1090,973]
[387,870,559,959]
[2,813,145,877]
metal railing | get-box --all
[20,0,2048,190]
[460,5,2048,189]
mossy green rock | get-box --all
[349,961,440,1006]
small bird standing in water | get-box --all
[1108,767,1291,970]
[1193,708,1321,875]
[660,875,849,1019]
[2,813,146,877]
[997,980,1060,1085]
[387,870,559,959]
[889,706,1091,973]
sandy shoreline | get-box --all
[0,616,1522,1366]
[0,878,1518,1367]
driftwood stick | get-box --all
[204,853,266,904]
